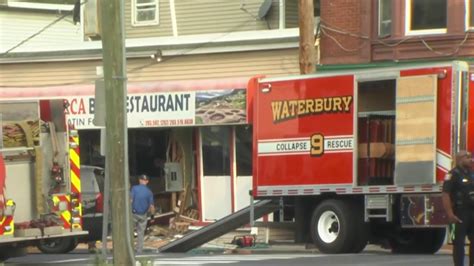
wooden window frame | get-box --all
[404,0,447,36]
[132,0,159,27]
[378,0,392,37]
[467,0,474,30]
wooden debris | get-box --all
[144,237,171,249]
[177,184,191,215]
[176,214,199,224]
[173,222,190,234]
[184,208,199,220]
[148,225,171,237]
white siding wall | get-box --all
[123,0,283,39]
[0,9,82,53]
[0,48,299,87]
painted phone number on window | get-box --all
[142,118,194,127]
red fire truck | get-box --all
[0,100,86,260]
[248,60,474,254]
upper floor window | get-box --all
[132,0,159,26]
[468,0,474,30]
[405,0,447,35]
[378,0,392,37]
[314,0,320,24]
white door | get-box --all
[200,126,232,221]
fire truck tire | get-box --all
[65,237,79,252]
[310,199,359,253]
[390,228,446,254]
[37,237,78,254]
[347,202,369,253]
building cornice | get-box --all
[0,2,73,12]
[0,28,300,64]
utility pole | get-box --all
[295,0,315,244]
[99,0,135,265]
[298,0,315,74]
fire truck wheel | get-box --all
[310,199,358,253]
[347,202,369,253]
[37,237,78,254]
[390,228,446,254]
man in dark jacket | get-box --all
[442,150,474,266]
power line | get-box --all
[0,17,258,88]
[129,17,255,73]
[2,13,70,55]
[319,20,473,56]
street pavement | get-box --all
[4,244,455,265]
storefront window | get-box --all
[236,126,252,176]
[202,126,230,176]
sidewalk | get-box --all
[74,240,454,255]
[197,243,454,255]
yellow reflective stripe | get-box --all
[69,149,80,169]
[62,195,71,228]
[52,195,60,205]
[1,215,14,236]
[61,211,71,226]
[4,219,13,236]
[71,170,81,193]
[69,132,81,227]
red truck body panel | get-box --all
[253,75,354,188]
[0,155,5,210]
[253,62,469,197]
[468,72,474,153]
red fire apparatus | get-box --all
[0,100,86,260]
[247,60,474,254]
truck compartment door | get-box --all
[394,75,438,185]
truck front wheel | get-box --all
[37,237,78,254]
[310,199,362,253]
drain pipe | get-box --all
[279,0,286,29]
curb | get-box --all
[233,244,317,255]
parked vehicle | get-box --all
[248,61,474,254]
[80,165,105,242]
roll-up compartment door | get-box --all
[395,75,437,185]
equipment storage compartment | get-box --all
[357,80,395,186]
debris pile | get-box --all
[143,184,202,249]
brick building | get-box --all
[318,0,474,66]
